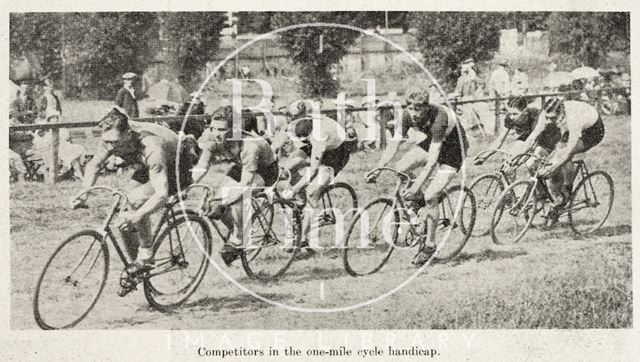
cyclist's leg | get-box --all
[525,145,550,176]
[126,181,155,262]
[396,144,429,177]
[421,164,457,248]
[223,174,267,249]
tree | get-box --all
[545,12,630,67]
[412,12,507,87]
[10,13,63,82]
[270,12,367,97]
[237,12,273,34]
[160,12,227,87]
[63,12,158,99]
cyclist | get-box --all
[474,96,562,177]
[71,107,193,295]
[366,88,469,267]
[271,103,352,249]
[524,97,605,224]
[192,105,280,265]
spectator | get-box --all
[115,72,139,118]
[10,81,37,124]
[455,58,482,133]
[488,59,511,97]
[38,79,62,123]
[512,67,529,95]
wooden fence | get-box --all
[9,87,630,184]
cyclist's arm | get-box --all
[82,145,111,190]
[547,129,580,173]
[377,138,403,169]
[520,114,549,154]
[480,128,510,160]
[413,141,441,190]
[129,160,169,223]
[192,146,212,184]
[291,144,323,194]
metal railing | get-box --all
[9,86,630,184]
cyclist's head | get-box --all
[210,105,235,143]
[507,96,528,120]
[99,107,133,151]
[405,87,430,120]
[543,97,565,123]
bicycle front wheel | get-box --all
[469,173,505,237]
[314,182,359,249]
[490,179,540,245]
[144,211,212,311]
[342,197,397,277]
[241,197,300,281]
[33,229,109,330]
[434,185,476,261]
[568,170,614,236]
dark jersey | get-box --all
[504,108,561,152]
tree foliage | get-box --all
[270,12,369,97]
[10,13,63,82]
[412,12,506,86]
[545,12,630,67]
[160,12,226,87]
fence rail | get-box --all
[9,86,630,184]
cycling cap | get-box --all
[507,96,528,111]
[543,97,564,116]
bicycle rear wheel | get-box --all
[568,170,614,236]
[490,179,540,245]
[33,229,109,329]
[434,185,476,261]
[241,197,300,281]
[143,211,212,311]
[343,197,397,277]
[469,173,505,237]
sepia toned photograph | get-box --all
[8,10,631,333]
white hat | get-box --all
[122,72,137,79]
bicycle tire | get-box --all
[33,229,109,330]
[568,170,614,236]
[143,211,212,311]
[468,173,506,237]
[490,179,540,245]
[241,197,300,281]
[343,197,397,277]
[434,185,476,261]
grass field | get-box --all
[10,113,632,330]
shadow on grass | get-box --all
[183,292,293,313]
[449,248,528,266]
[528,223,631,241]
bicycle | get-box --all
[212,166,358,281]
[32,184,213,330]
[470,148,516,236]
[489,154,614,245]
[342,167,476,277]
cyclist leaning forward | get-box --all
[71,107,194,296]
[367,88,469,267]
[474,96,562,177]
[270,104,354,249]
[192,105,280,265]
[522,97,605,225]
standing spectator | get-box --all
[10,81,37,124]
[115,72,139,118]
[454,58,482,132]
[38,79,62,123]
[488,59,511,97]
[512,67,530,95]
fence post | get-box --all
[494,97,501,134]
[541,95,546,111]
[48,128,60,184]
[379,111,387,150]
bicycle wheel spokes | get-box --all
[491,180,539,245]
[469,174,504,237]
[434,186,476,261]
[144,213,212,311]
[568,171,614,235]
[33,230,109,330]
[314,182,358,249]
[241,199,299,281]
[343,198,396,277]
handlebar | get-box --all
[475,148,511,159]
[72,185,131,209]
[367,167,412,182]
